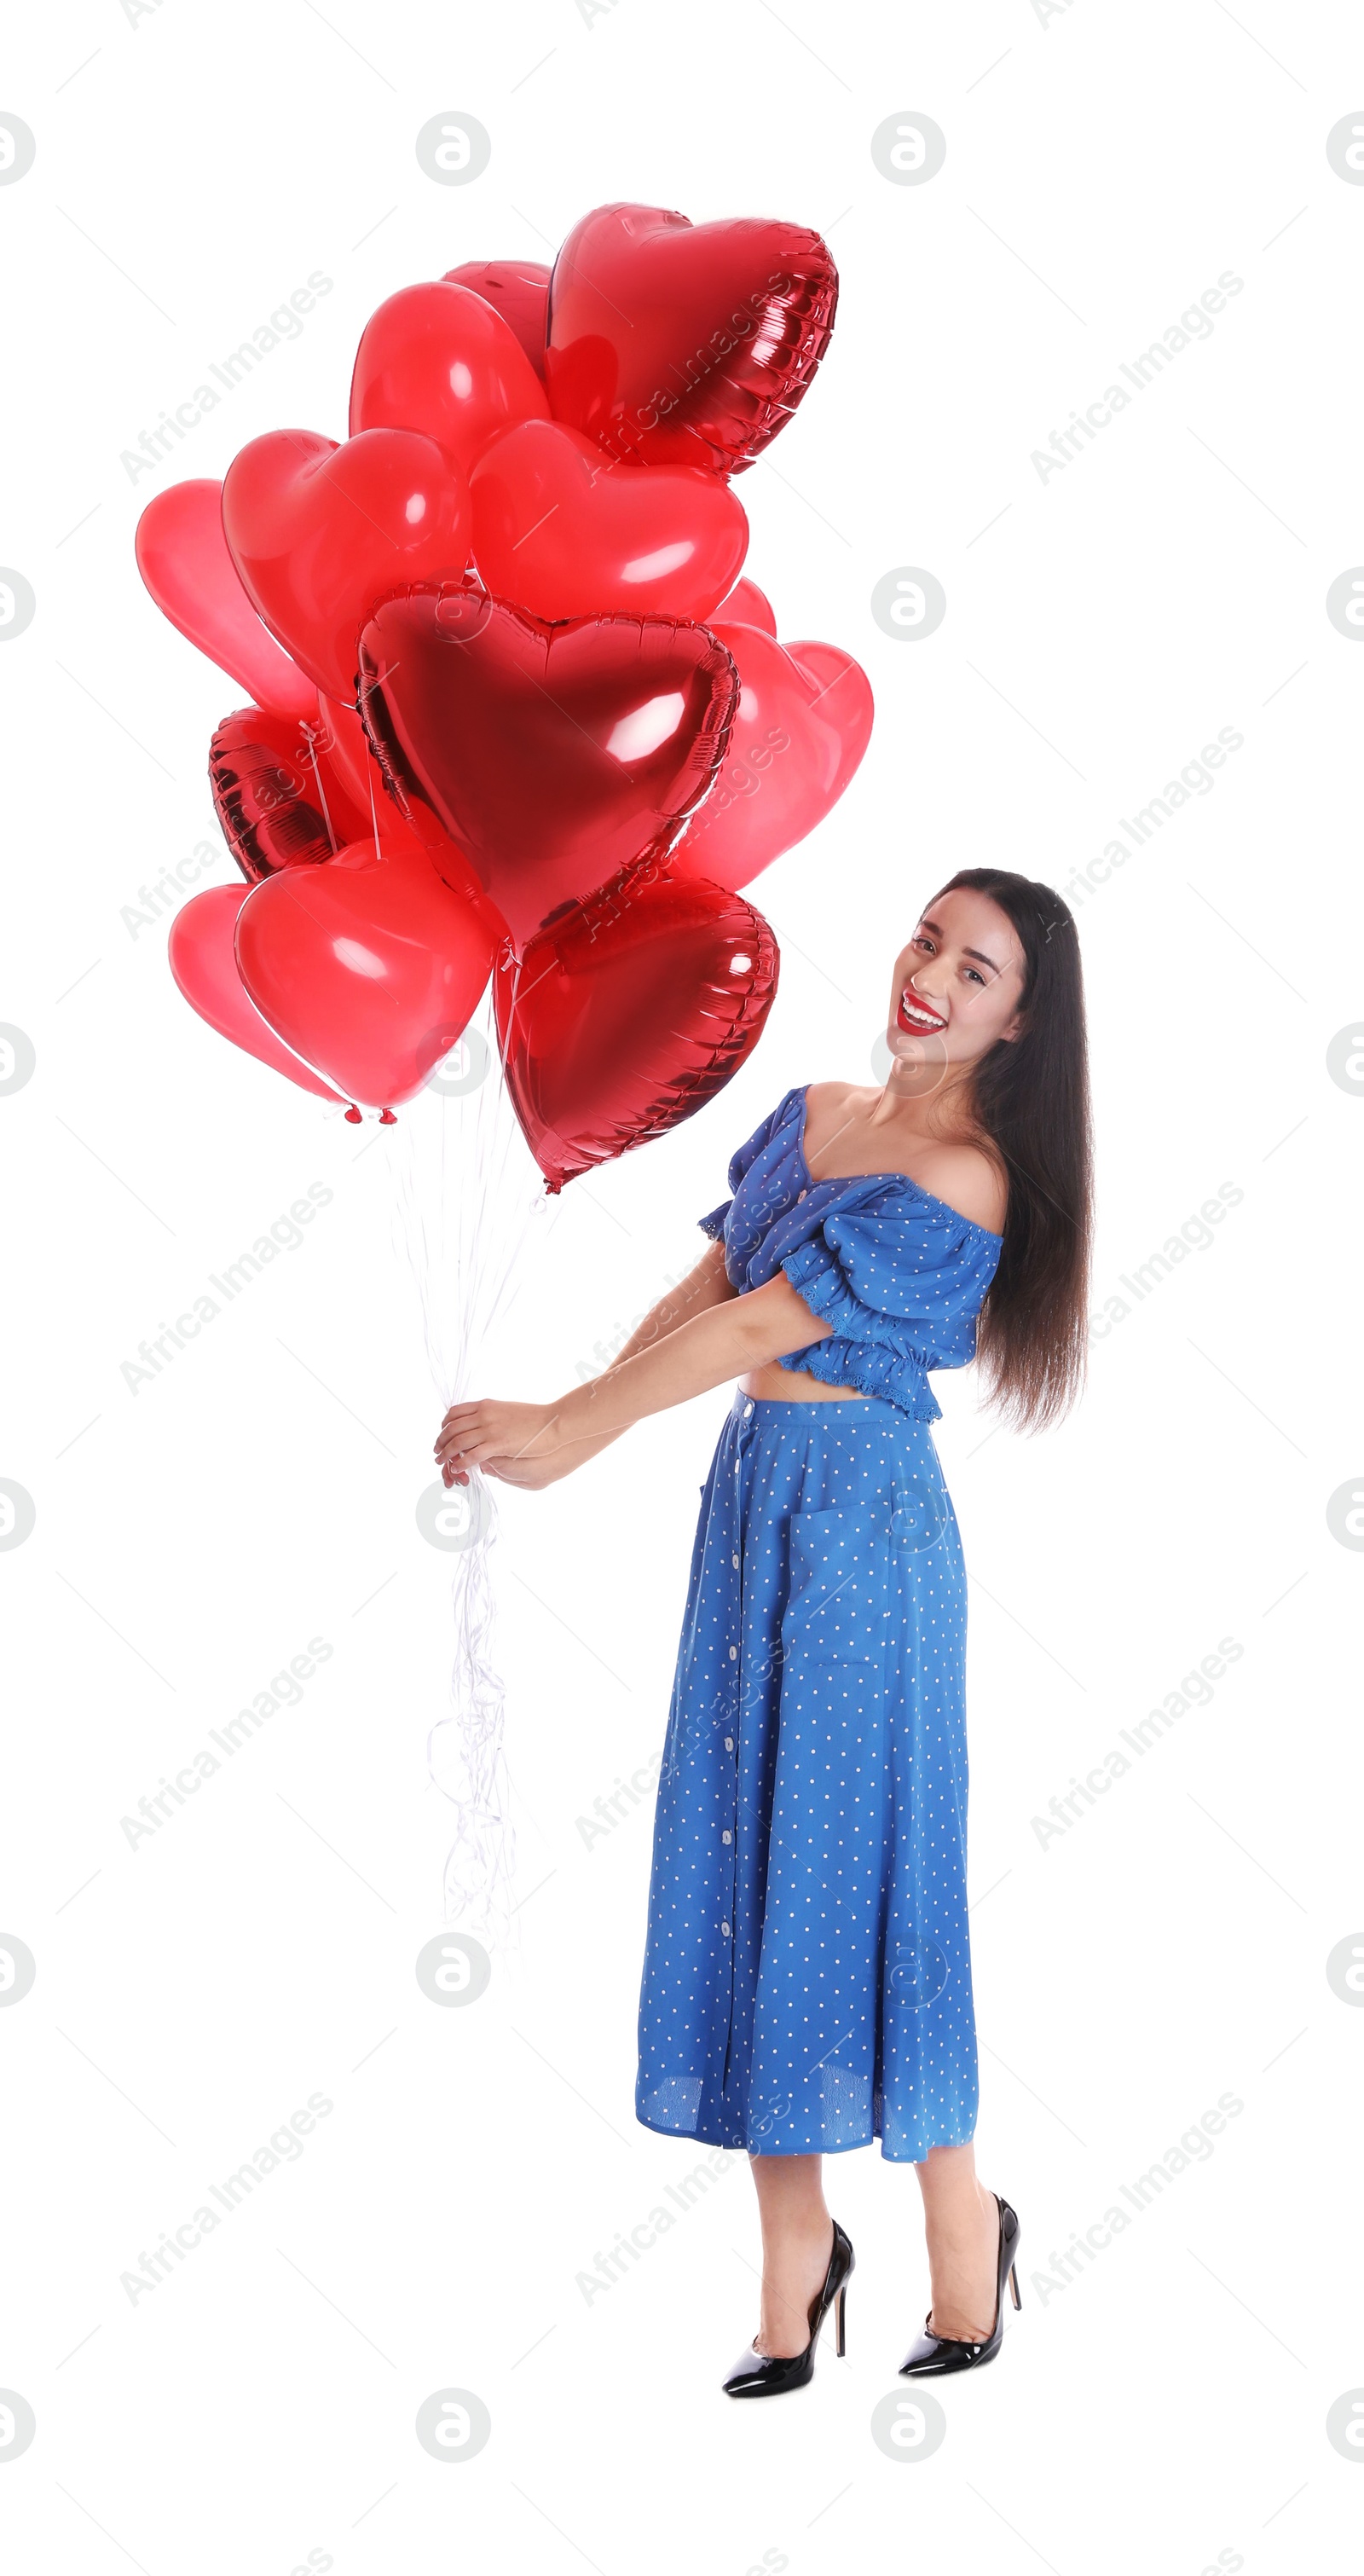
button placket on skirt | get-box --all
[718,1398,756,2084]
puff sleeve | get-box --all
[778,1187,1002,1354]
[696,1088,801,1242]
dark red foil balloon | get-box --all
[357,583,738,949]
[545,203,838,473]
[442,260,552,380]
[492,855,779,1192]
[210,706,367,883]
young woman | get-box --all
[436,866,1093,2394]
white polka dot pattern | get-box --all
[635,1389,979,2164]
[696,1081,1003,1420]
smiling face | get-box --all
[887,885,1028,1078]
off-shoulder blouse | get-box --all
[698,1083,1003,1421]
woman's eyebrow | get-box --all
[920,917,1003,976]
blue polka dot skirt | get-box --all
[635,1389,979,2162]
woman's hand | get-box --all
[435,1398,569,1489]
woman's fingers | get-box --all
[435,1407,492,1460]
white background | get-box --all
[2,2,1362,2569]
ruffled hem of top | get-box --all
[778,1240,940,1420]
[697,1201,731,1241]
[780,1232,864,1339]
[777,1336,941,1421]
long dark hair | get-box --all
[928,867,1093,1432]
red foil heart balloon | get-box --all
[169,884,346,1102]
[349,281,548,474]
[210,706,371,883]
[468,419,748,623]
[545,203,838,472]
[234,838,506,1109]
[493,856,779,1191]
[357,583,738,948]
[222,427,472,701]
[443,261,551,381]
[136,480,319,726]
[670,622,874,896]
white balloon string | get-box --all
[387,986,552,1952]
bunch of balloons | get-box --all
[137,203,873,1190]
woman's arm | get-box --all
[436,1237,738,1488]
[497,1240,739,1483]
[435,1259,829,1486]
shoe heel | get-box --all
[835,2281,847,2357]
[1009,2262,1021,2311]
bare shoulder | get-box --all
[913,1141,1009,1236]
[804,1079,876,1129]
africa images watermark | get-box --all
[1031,1635,1244,1850]
[574,1268,692,1382]
[1029,2089,1246,2305]
[120,1638,333,1852]
[1089,1176,1245,1340]
[121,834,225,940]
[592,270,800,466]
[1030,271,1244,483]
[119,2093,334,2304]
[119,1183,334,1393]
[575,1748,662,1851]
[575,2142,738,2303]
[1062,725,1244,912]
[118,274,334,486]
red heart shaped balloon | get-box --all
[545,203,838,472]
[210,705,372,883]
[136,480,318,726]
[235,838,505,1110]
[222,428,472,701]
[442,260,551,381]
[468,419,747,623]
[315,690,379,818]
[493,857,778,1190]
[169,884,346,1102]
[357,583,738,948]
[716,576,777,634]
[349,281,548,474]
[671,623,874,895]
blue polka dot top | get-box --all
[698,1083,1004,1422]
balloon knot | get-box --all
[344,1104,363,1123]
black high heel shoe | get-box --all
[721,2218,855,2398]
[898,2191,1021,2378]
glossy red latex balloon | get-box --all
[210,705,371,883]
[315,691,376,816]
[493,855,778,1190]
[545,204,838,473]
[468,420,747,623]
[349,281,548,474]
[358,584,738,948]
[136,481,318,726]
[672,623,874,896]
[716,575,776,634]
[235,838,505,1109]
[442,261,551,380]
[222,428,472,701]
[169,884,346,1102]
